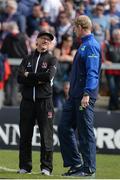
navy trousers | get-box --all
[58,97,96,172]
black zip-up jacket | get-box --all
[17,50,57,100]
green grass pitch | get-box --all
[0,150,120,179]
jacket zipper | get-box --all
[33,54,41,102]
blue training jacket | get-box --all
[69,34,101,99]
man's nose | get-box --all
[44,39,49,42]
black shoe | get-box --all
[62,166,95,177]
[75,171,95,177]
[62,165,83,176]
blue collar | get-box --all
[81,34,94,43]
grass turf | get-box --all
[0,150,120,179]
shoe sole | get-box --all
[62,172,95,178]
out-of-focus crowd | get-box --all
[0,0,120,110]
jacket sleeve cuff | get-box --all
[83,92,90,96]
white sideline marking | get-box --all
[0,166,17,172]
[0,166,96,179]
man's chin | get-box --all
[41,47,47,51]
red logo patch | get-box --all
[48,111,52,118]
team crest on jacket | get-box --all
[41,62,47,69]
[48,111,52,118]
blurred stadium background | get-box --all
[0,0,120,179]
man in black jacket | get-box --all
[17,31,57,175]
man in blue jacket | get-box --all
[58,15,101,177]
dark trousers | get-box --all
[4,66,19,106]
[19,98,54,172]
[58,97,96,173]
[106,74,120,109]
